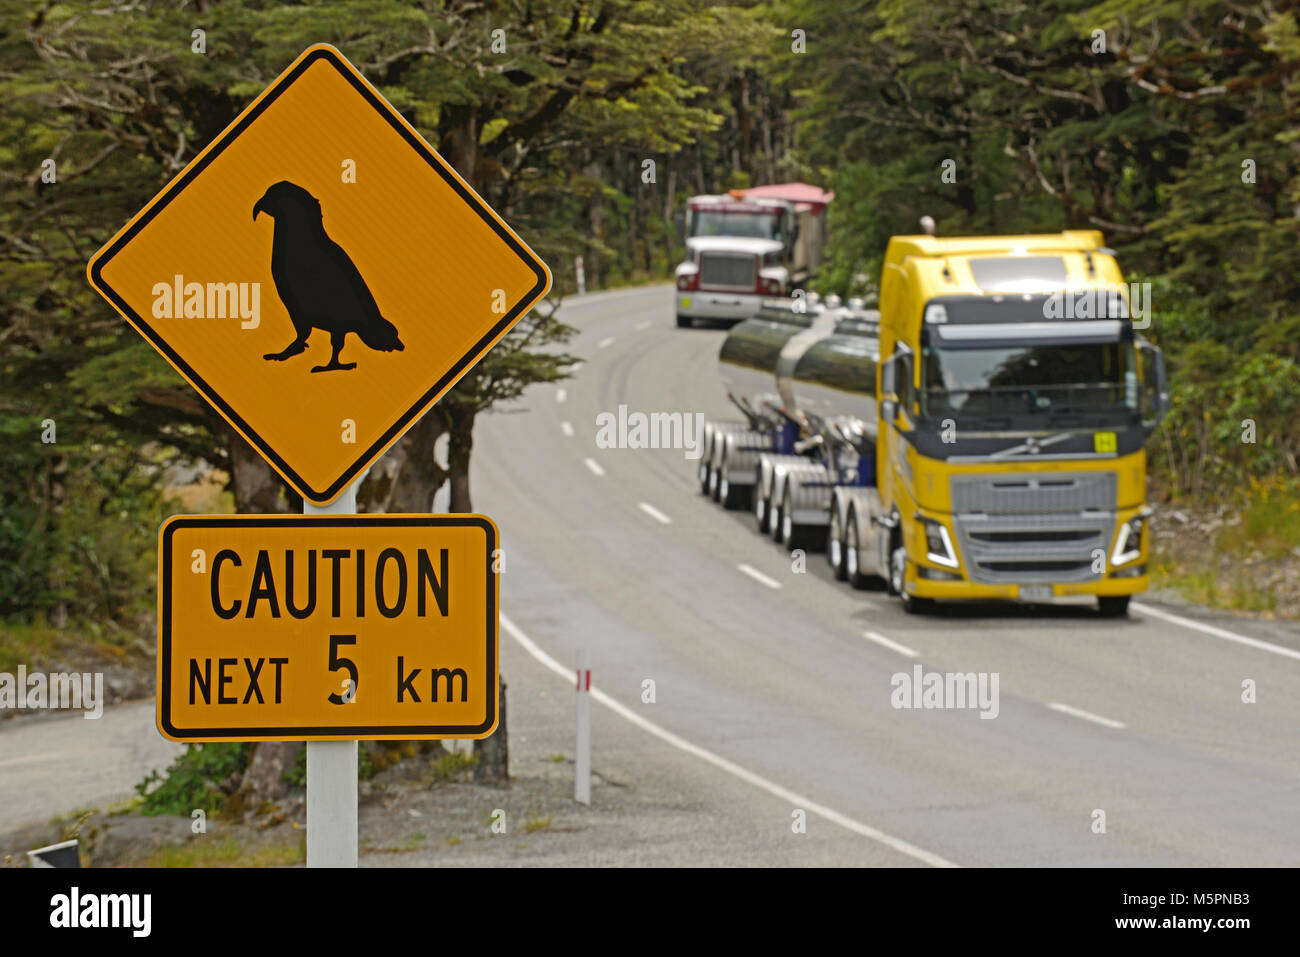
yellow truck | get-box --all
[701,230,1168,616]
[871,231,1167,614]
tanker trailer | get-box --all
[703,296,886,579]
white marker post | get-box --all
[305,479,359,867]
[575,256,586,296]
[575,649,591,805]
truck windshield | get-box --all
[691,210,781,240]
[920,342,1136,423]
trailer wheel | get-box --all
[1097,595,1131,617]
[708,459,722,502]
[769,480,786,541]
[754,478,769,531]
[780,484,823,552]
[718,456,750,511]
[828,508,847,580]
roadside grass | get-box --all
[0,620,146,673]
[139,835,305,867]
[1151,481,1298,615]
[426,751,476,785]
[1217,477,1300,560]
[0,624,57,673]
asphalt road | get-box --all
[471,283,1300,867]
[0,702,182,834]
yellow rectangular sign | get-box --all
[158,515,498,741]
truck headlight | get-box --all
[921,518,959,568]
[1111,516,1144,567]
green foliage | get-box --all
[283,742,374,789]
[136,744,249,817]
[790,0,1300,498]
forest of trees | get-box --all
[3,0,1299,631]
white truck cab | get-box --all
[675,235,787,327]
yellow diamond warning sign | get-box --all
[158,515,499,741]
[87,44,551,504]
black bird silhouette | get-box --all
[253,181,404,373]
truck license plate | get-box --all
[1019,585,1053,602]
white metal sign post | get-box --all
[304,479,360,868]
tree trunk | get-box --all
[388,409,450,513]
[240,741,303,810]
[447,405,475,513]
[473,676,509,786]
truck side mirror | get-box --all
[880,358,897,421]
[1137,340,1169,430]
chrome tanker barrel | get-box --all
[717,296,824,410]
[785,306,881,441]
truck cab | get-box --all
[874,231,1168,614]
[674,186,833,328]
[675,197,792,327]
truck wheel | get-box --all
[770,481,786,541]
[828,509,847,580]
[754,480,767,530]
[676,313,692,328]
[718,461,749,511]
[708,460,722,502]
[892,545,934,614]
[1097,595,1131,617]
[781,485,823,552]
[845,511,870,590]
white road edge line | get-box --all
[863,631,919,658]
[583,458,605,477]
[737,564,782,590]
[634,320,651,330]
[561,421,575,437]
[1132,601,1300,662]
[500,612,957,868]
[1048,702,1126,730]
[597,336,616,349]
[638,502,672,525]
[556,388,567,403]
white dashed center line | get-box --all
[560,421,574,437]
[1048,702,1126,729]
[597,336,615,349]
[737,564,782,590]
[556,388,567,403]
[638,502,672,525]
[863,631,919,658]
[583,458,605,477]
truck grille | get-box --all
[950,472,1117,584]
[699,253,756,289]
[950,471,1116,514]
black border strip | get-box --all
[158,515,498,739]
[89,46,549,503]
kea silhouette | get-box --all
[253,181,404,373]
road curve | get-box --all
[472,283,1300,866]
